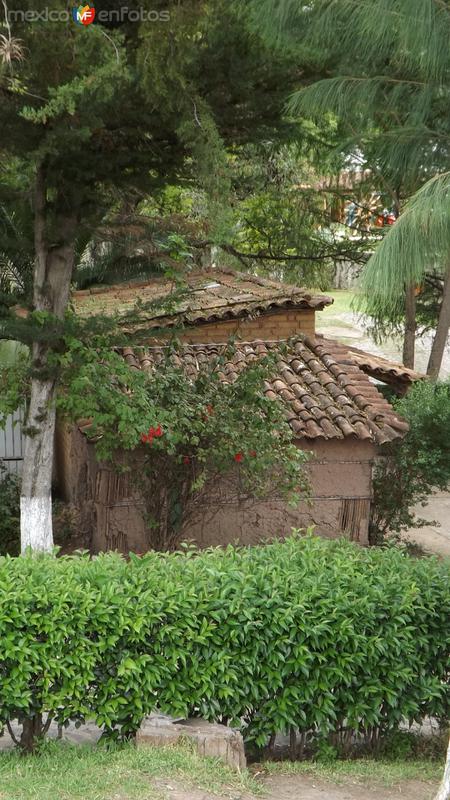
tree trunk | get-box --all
[402,284,416,369]
[21,377,58,552]
[20,715,44,753]
[289,726,297,761]
[427,268,450,379]
[434,737,450,800]
[20,166,78,553]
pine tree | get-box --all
[255,0,450,375]
[0,0,298,551]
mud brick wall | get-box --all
[180,439,375,549]
[68,437,376,554]
[173,308,316,344]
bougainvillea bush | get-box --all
[56,336,310,548]
[1,535,448,752]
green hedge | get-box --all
[0,535,448,750]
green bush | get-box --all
[370,379,450,544]
[0,536,448,752]
[0,465,20,556]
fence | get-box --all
[0,408,25,476]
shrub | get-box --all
[0,465,20,556]
[0,535,448,752]
[370,379,450,544]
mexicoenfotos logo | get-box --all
[72,4,96,26]
[6,5,170,24]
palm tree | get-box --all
[361,172,450,378]
[255,0,450,376]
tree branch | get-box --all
[6,720,20,746]
[219,242,367,265]
[42,713,54,736]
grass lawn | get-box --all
[0,740,260,800]
[261,755,442,788]
[0,738,443,800]
[317,289,360,329]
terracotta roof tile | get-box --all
[72,268,333,330]
[119,336,408,444]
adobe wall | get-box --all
[54,421,97,542]
[180,438,375,548]
[85,437,375,554]
[54,422,91,506]
[171,308,316,344]
[55,423,148,552]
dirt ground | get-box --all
[403,491,450,558]
[261,774,437,800]
[156,773,438,800]
[0,723,441,800]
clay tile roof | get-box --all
[121,335,408,444]
[72,268,333,330]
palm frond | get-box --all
[258,0,450,81]
[359,171,450,317]
[288,76,440,130]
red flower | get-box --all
[145,425,163,443]
[183,456,191,465]
[234,452,243,463]
[140,433,148,444]
[249,450,257,458]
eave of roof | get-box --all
[335,341,426,386]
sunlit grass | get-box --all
[0,740,261,800]
[0,736,442,799]
[317,289,360,329]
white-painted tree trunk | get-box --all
[20,165,78,553]
[20,378,57,553]
[434,738,450,800]
[20,498,54,552]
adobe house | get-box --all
[56,269,423,552]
